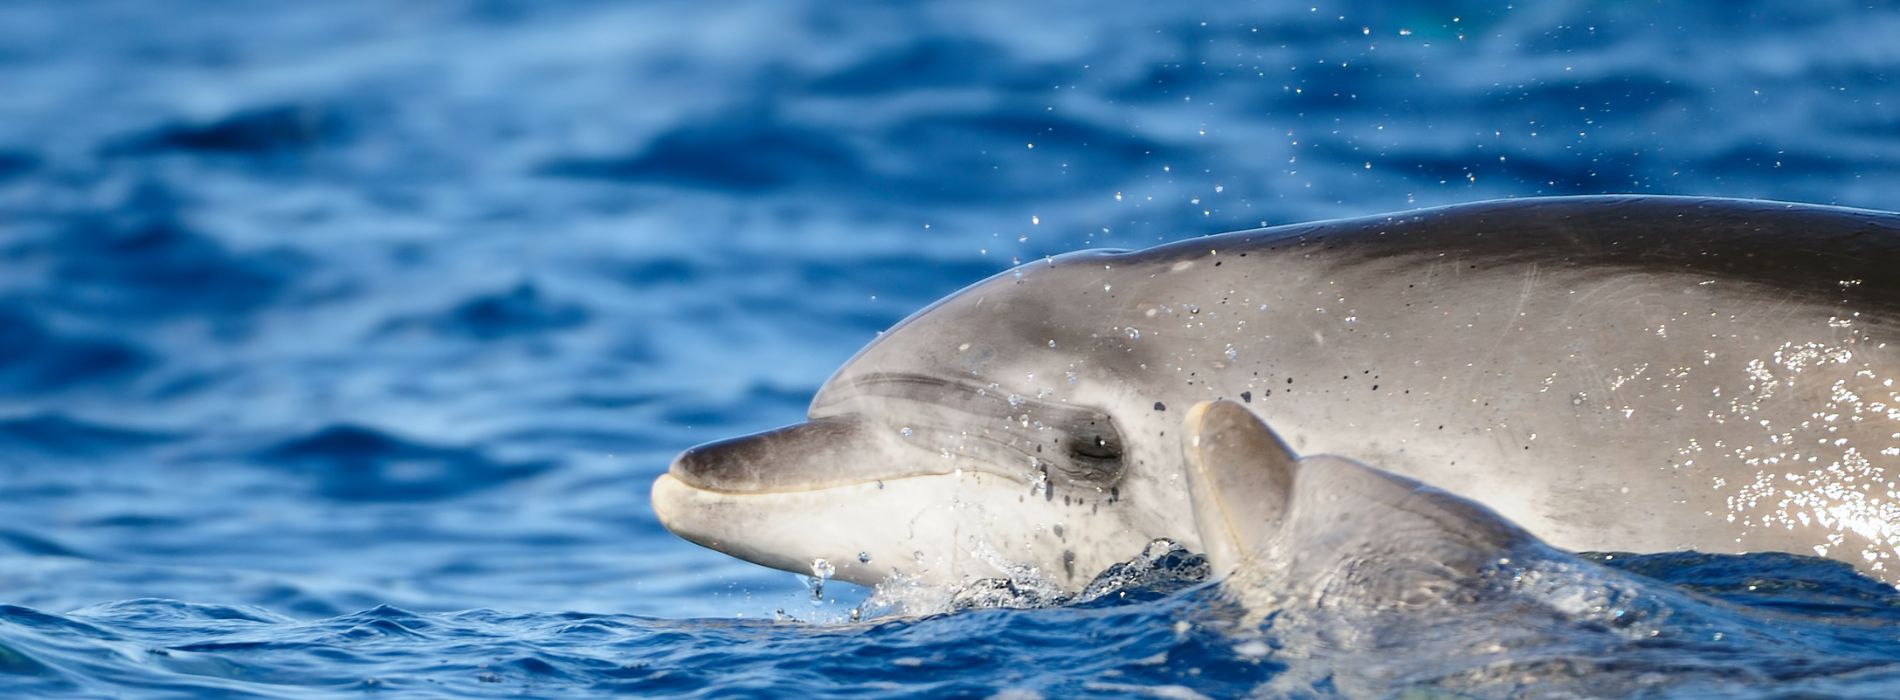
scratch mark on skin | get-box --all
[1491,263,1540,356]
[1558,276,1630,319]
[1462,263,1541,403]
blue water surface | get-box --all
[3,0,1900,696]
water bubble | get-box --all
[1224,345,1239,361]
[1007,394,1026,407]
[1126,327,1141,341]
[900,427,914,438]
[809,558,836,602]
[1065,371,1079,384]
[858,551,872,564]
[1048,339,1057,348]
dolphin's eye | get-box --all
[1068,421,1124,462]
[1054,418,1125,487]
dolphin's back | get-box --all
[1175,196,1900,312]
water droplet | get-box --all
[808,558,835,602]
[1224,345,1239,361]
[1126,327,1141,341]
[900,427,914,438]
[1007,393,1026,408]
[1065,371,1079,384]
[857,551,872,564]
[1047,339,1057,348]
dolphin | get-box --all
[652,195,1900,590]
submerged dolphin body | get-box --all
[653,196,1900,589]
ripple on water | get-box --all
[376,281,591,341]
[105,103,353,157]
[255,425,552,501]
[0,306,149,394]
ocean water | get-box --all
[2,0,1899,696]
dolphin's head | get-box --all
[652,249,1207,589]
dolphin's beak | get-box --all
[651,418,885,581]
[649,414,1031,587]
[665,417,872,493]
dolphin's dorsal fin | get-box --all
[1183,401,1540,603]
[1181,400,1298,577]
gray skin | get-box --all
[653,195,1900,591]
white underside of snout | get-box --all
[651,470,1145,590]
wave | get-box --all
[255,424,551,502]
